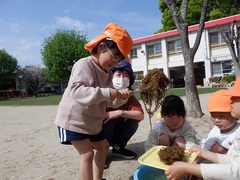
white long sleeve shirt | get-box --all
[202,122,240,152]
[201,127,240,180]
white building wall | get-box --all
[203,29,212,85]
[192,33,205,62]
[161,39,170,77]
[131,44,147,74]
[130,21,238,86]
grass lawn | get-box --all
[134,87,226,100]
[0,95,62,106]
[0,87,226,106]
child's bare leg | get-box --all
[92,139,109,180]
[159,134,171,146]
[211,143,228,154]
[173,136,185,149]
[71,139,94,180]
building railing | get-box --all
[148,53,162,59]
[168,49,182,55]
[210,42,227,48]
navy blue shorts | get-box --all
[57,127,105,145]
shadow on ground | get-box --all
[105,141,145,169]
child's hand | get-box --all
[165,162,188,180]
[109,88,133,101]
[117,88,133,99]
[189,147,203,158]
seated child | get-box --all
[145,95,199,151]
[188,90,240,179]
[165,77,240,180]
[202,89,240,154]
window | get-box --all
[209,32,227,48]
[212,62,222,74]
[212,60,233,76]
[175,39,182,50]
[147,43,162,59]
[168,39,182,55]
[222,61,233,73]
[131,48,138,58]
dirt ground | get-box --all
[0,94,213,180]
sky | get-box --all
[0,0,162,67]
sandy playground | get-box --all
[0,94,214,180]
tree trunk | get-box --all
[233,61,240,78]
[164,0,208,118]
[217,21,240,78]
[184,54,203,117]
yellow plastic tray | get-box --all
[138,146,197,170]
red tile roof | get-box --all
[133,14,240,44]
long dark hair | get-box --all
[161,95,186,118]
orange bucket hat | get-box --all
[208,90,231,112]
[222,77,240,97]
[85,22,133,62]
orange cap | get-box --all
[85,22,133,62]
[208,90,231,112]
[222,77,240,97]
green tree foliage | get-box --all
[208,0,240,20]
[157,0,240,33]
[158,0,180,32]
[41,29,90,82]
[0,49,18,89]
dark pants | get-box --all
[102,118,139,149]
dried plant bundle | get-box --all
[139,68,169,130]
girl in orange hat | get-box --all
[55,22,133,180]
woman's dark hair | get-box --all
[91,38,124,58]
[161,95,186,118]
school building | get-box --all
[130,14,240,88]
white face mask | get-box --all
[112,77,130,90]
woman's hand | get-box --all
[104,110,122,123]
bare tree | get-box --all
[163,0,209,117]
[217,21,240,78]
[19,65,49,96]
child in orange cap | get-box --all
[202,90,240,154]
[165,77,240,180]
[223,77,240,119]
[55,22,133,180]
